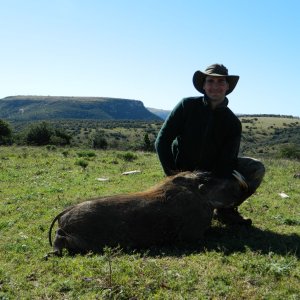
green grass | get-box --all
[0,146,300,299]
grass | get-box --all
[0,146,299,299]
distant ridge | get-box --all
[147,107,171,120]
[0,95,162,121]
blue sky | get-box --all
[1,0,299,116]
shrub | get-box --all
[26,122,72,146]
[46,145,57,151]
[49,135,68,146]
[278,144,300,160]
[93,135,108,149]
[75,159,89,169]
[77,150,96,158]
[143,133,154,151]
[53,129,72,145]
[0,119,13,145]
[117,152,138,162]
[62,150,70,157]
[26,122,53,145]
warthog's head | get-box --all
[170,171,246,208]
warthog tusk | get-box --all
[232,170,248,190]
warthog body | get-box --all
[49,171,247,255]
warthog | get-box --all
[48,170,250,256]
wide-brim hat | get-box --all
[193,64,239,95]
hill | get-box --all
[239,116,300,157]
[147,107,171,120]
[0,96,162,121]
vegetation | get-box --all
[2,116,299,158]
[278,144,300,160]
[0,119,12,145]
[92,131,109,149]
[239,116,300,158]
[0,146,299,299]
[8,119,162,151]
[25,122,72,146]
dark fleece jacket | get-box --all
[155,96,241,177]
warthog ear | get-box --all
[194,171,212,181]
[172,171,213,188]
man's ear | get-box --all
[226,81,230,92]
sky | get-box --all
[1,0,300,117]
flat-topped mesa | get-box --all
[0,95,162,121]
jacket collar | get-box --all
[202,95,228,109]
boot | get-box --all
[214,207,252,226]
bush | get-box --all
[26,122,53,145]
[0,119,13,145]
[143,133,154,151]
[93,136,108,149]
[278,144,300,160]
[46,145,57,151]
[26,122,72,146]
[53,129,72,145]
[117,152,138,162]
[75,159,89,169]
[77,150,96,158]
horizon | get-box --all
[1,1,299,117]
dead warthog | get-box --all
[48,171,246,256]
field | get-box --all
[239,116,299,157]
[9,116,300,158]
[0,145,299,299]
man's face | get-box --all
[203,76,229,104]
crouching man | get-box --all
[155,63,265,225]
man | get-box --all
[155,64,265,225]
